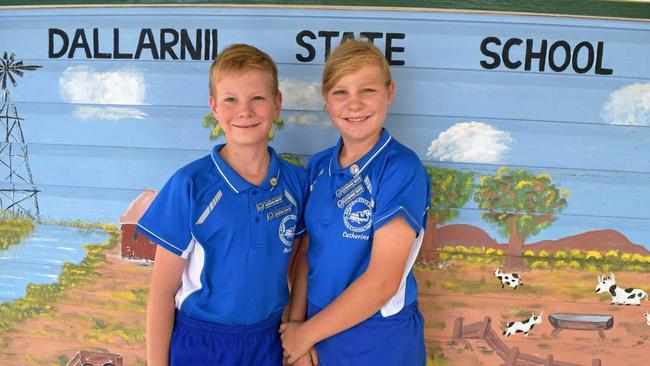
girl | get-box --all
[282,40,429,365]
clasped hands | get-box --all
[279,321,319,366]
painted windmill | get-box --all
[0,52,41,219]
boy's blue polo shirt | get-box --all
[137,144,308,326]
[305,129,430,317]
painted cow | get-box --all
[503,312,543,337]
[644,312,650,326]
[595,273,648,305]
[494,268,522,290]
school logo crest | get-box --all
[279,214,297,248]
[343,198,373,233]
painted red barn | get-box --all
[119,190,158,262]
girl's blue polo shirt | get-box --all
[137,145,309,326]
[305,129,430,317]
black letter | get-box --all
[360,32,383,45]
[113,28,133,59]
[572,41,594,74]
[341,31,355,44]
[180,29,201,60]
[160,28,179,60]
[385,33,405,66]
[480,37,501,69]
[595,41,613,75]
[92,28,111,59]
[525,39,547,72]
[69,29,91,59]
[296,30,316,62]
[48,28,68,58]
[134,28,159,59]
[318,31,340,60]
[548,40,571,72]
[211,29,218,60]
[503,38,522,69]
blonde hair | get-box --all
[321,40,392,95]
[209,44,279,97]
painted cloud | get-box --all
[59,65,147,120]
[601,83,650,126]
[427,122,513,163]
[279,78,328,125]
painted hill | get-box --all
[437,225,649,254]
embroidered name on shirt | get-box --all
[267,205,292,221]
[256,195,283,212]
[335,175,362,198]
[342,231,370,240]
[337,185,365,209]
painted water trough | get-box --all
[548,313,614,339]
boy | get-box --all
[139,44,309,366]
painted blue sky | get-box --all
[2,7,649,248]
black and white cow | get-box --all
[494,267,522,290]
[595,273,648,306]
[643,312,650,326]
[503,312,543,337]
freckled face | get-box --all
[209,69,281,147]
[324,63,394,146]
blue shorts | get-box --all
[170,311,283,366]
[308,301,425,366]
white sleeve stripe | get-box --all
[196,190,222,225]
[136,223,185,253]
[374,206,421,232]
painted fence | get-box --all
[1,5,649,365]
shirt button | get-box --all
[270,177,278,187]
[350,164,360,175]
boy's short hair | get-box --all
[209,44,279,97]
[321,39,392,95]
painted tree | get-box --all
[422,166,475,260]
[202,113,284,141]
[474,167,569,257]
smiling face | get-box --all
[324,62,394,146]
[209,68,281,148]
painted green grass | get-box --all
[0,213,35,250]
[426,342,448,366]
[0,222,119,342]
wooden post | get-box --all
[453,317,464,339]
[544,354,553,366]
[503,346,519,366]
[592,360,601,366]
[479,317,492,338]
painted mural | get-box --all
[1,4,649,366]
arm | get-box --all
[288,235,310,322]
[286,236,320,366]
[280,217,415,363]
[147,246,184,366]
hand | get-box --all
[281,305,290,323]
[279,321,315,364]
[292,347,319,366]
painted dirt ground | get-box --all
[416,262,650,366]
[0,244,150,366]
